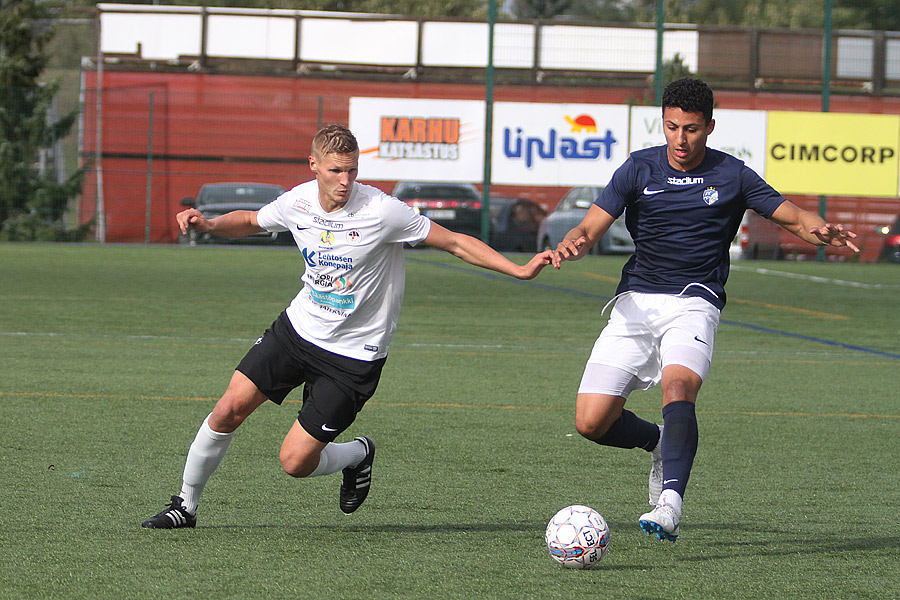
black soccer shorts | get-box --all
[236,311,386,443]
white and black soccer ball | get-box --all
[545,505,610,569]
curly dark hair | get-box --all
[311,124,359,158]
[661,77,714,123]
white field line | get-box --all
[730,265,898,289]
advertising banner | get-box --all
[491,102,630,186]
[766,111,900,197]
[349,97,485,183]
[629,106,768,176]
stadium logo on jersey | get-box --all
[667,176,704,185]
[319,230,335,246]
[314,216,345,230]
[702,187,719,205]
[302,248,316,267]
[346,229,362,245]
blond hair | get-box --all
[311,124,359,158]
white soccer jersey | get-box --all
[256,180,432,361]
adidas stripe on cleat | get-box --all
[339,436,374,514]
[141,495,196,529]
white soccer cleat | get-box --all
[639,503,680,542]
[648,424,663,506]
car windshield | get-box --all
[198,185,282,206]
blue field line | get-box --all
[408,257,900,360]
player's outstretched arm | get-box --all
[769,201,860,253]
[423,222,552,280]
[551,205,617,269]
[176,208,267,239]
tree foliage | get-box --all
[0,0,88,241]
[502,0,899,30]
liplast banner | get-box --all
[491,102,630,186]
[349,97,485,182]
[628,106,768,176]
[765,111,900,197]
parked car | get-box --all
[392,181,482,238]
[488,196,547,252]
[179,182,287,245]
[877,213,900,263]
[536,186,634,254]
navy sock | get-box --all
[660,400,698,499]
[594,409,660,451]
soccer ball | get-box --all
[545,505,610,569]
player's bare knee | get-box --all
[279,451,313,478]
[662,378,698,404]
[209,402,244,432]
[279,442,320,478]
[575,414,606,440]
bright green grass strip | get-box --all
[1,244,898,599]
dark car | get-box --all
[878,214,900,263]
[391,181,482,238]
[179,182,287,245]
[488,196,547,252]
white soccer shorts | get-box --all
[578,292,720,397]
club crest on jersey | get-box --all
[702,187,719,206]
[346,229,362,245]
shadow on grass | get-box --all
[677,522,899,561]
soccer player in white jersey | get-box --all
[551,77,859,542]
[142,124,553,528]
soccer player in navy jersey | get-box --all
[551,77,859,542]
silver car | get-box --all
[537,186,635,254]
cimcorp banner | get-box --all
[765,111,900,197]
[491,102,630,186]
[350,97,485,183]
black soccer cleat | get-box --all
[141,495,196,529]
[340,436,375,514]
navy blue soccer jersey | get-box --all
[595,145,786,310]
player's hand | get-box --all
[176,208,212,235]
[516,250,553,280]
[551,236,587,269]
[810,223,859,253]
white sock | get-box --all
[179,414,234,514]
[307,439,366,477]
[659,489,683,516]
